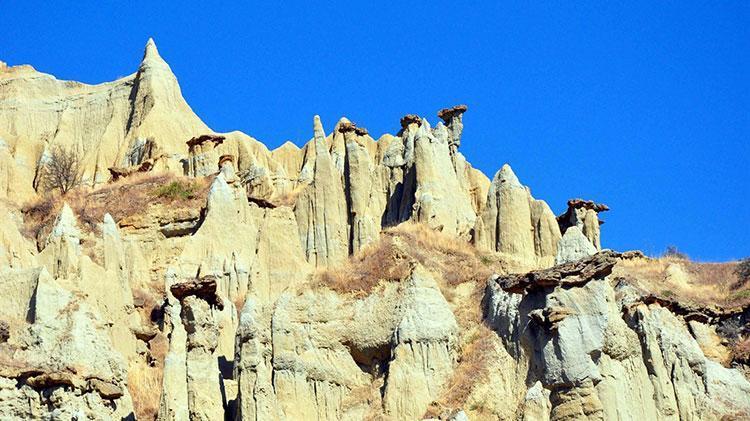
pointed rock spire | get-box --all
[48,203,81,242]
[101,213,119,238]
[142,37,161,62]
[138,37,171,74]
[497,164,523,188]
[313,115,327,152]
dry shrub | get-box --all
[316,234,412,296]
[128,360,163,421]
[425,324,496,418]
[38,145,83,194]
[21,172,212,245]
[316,222,503,297]
[731,336,750,365]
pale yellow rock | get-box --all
[475,164,535,263]
[247,205,312,303]
[342,127,384,252]
[412,121,477,239]
[293,116,349,267]
[0,39,209,201]
[531,199,562,266]
[383,265,458,419]
[582,209,601,250]
[182,296,225,421]
[0,203,36,269]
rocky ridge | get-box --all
[0,40,748,420]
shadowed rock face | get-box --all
[0,41,747,421]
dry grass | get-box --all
[316,222,504,297]
[128,360,163,420]
[129,329,169,421]
[21,172,212,247]
[731,336,750,365]
[273,184,306,207]
[614,256,750,309]
[425,324,497,418]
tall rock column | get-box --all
[412,121,477,238]
[170,278,225,421]
[475,165,535,264]
[437,104,467,157]
[293,115,349,267]
[341,122,381,253]
[474,164,561,269]
[383,265,459,419]
[234,298,278,421]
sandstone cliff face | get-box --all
[0,39,209,201]
[232,264,459,421]
[488,253,750,421]
[1,42,748,421]
[474,164,562,270]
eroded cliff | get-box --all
[0,41,748,421]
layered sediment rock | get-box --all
[232,265,459,420]
[487,252,750,421]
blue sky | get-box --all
[2,2,748,261]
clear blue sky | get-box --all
[2,2,748,261]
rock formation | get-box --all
[0,40,747,421]
[557,199,609,251]
[488,251,750,420]
[474,164,561,269]
[171,278,225,421]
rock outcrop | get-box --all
[487,252,750,421]
[171,278,225,421]
[474,164,561,269]
[0,39,209,200]
[557,199,609,251]
[294,116,349,267]
[232,264,460,420]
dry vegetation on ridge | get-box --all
[316,222,507,297]
[614,255,750,308]
[20,172,212,247]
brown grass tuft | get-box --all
[128,360,163,421]
[424,324,497,418]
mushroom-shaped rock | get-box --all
[170,276,224,310]
[437,104,468,152]
[558,198,609,250]
[400,114,422,128]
